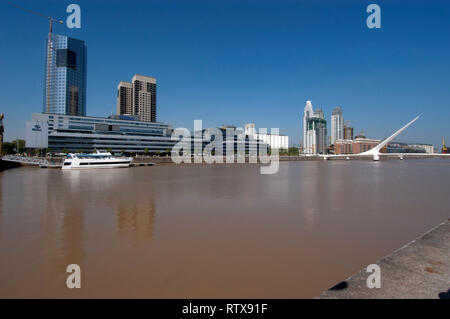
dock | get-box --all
[130,162,154,167]
[318,219,450,299]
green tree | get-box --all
[288,147,299,156]
[11,139,25,153]
[1,142,15,154]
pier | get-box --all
[1,155,62,168]
[318,219,450,299]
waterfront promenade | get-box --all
[2,154,449,169]
[318,219,450,299]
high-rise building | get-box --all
[302,101,328,154]
[330,106,343,145]
[305,117,328,154]
[116,74,157,122]
[43,34,87,116]
[117,82,133,115]
[303,101,313,151]
[343,123,354,140]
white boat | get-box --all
[62,151,132,169]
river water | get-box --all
[0,160,448,298]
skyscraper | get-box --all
[117,74,157,122]
[117,82,133,115]
[331,106,343,145]
[303,101,313,151]
[302,101,328,154]
[43,34,87,116]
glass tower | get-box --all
[43,34,87,116]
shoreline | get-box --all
[1,154,448,170]
[317,219,450,299]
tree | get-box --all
[1,142,15,154]
[144,148,149,155]
[288,147,299,156]
[11,139,25,153]
[107,148,112,153]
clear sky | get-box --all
[1,0,449,148]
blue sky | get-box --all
[1,0,449,148]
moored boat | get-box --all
[62,151,132,169]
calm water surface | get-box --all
[0,160,449,298]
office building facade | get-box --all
[26,113,174,153]
[117,74,157,122]
[25,113,268,155]
[43,34,87,116]
[117,82,133,115]
[334,138,382,155]
[302,101,328,154]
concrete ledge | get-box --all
[318,219,450,299]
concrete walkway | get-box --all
[318,219,450,299]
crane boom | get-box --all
[8,2,63,113]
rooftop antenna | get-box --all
[8,2,64,113]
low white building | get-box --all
[245,123,289,150]
[408,143,434,154]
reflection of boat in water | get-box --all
[62,151,132,170]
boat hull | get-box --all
[61,159,132,170]
[62,163,131,170]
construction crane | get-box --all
[8,2,64,113]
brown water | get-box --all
[0,160,449,298]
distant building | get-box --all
[303,101,313,151]
[25,113,268,155]
[387,142,433,154]
[43,34,87,116]
[117,74,157,122]
[26,113,173,153]
[408,143,434,154]
[343,123,354,140]
[353,138,382,153]
[330,107,343,145]
[306,117,327,154]
[334,139,353,154]
[334,138,382,155]
[355,131,366,139]
[117,81,133,116]
[302,101,327,154]
[244,123,289,150]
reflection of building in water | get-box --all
[115,196,156,242]
[37,173,85,284]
